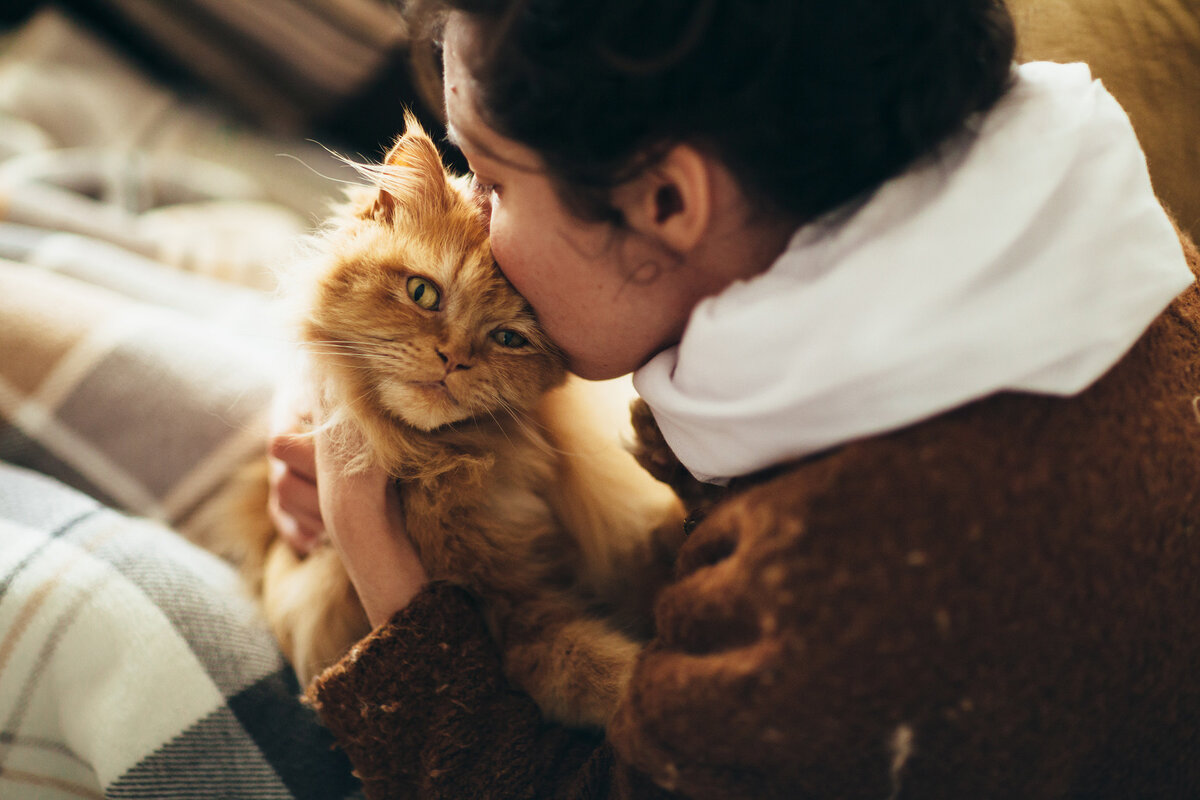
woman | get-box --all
[271,1,1200,797]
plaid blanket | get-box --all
[0,249,284,527]
[0,248,362,796]
[0,461,361,799]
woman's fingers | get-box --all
[267,452,325,553]
[269,429,318,482]
[266,378,325,554]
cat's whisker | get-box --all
[494,397,561,455]
[276,149,371,189]
[482,404,520,450]
[306,339,392,347]
[307,350,381,362]
[494,395,587,458]
[304,348,400,363]
[304,345,385,355]
[305,344,408,358]
[304,338,408,352]
[305,362,380,374]
[501,393,552,431]
[494,393,542,430]
[306,351,393,360]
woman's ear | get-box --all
[613,144,713,255]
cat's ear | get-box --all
[364,111,453,221]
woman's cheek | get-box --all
[489,218,524,288]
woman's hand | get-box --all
[266,381,325,555]
[268,370,429,626]
[313,422,429,628]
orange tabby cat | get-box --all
[221,115,683,730]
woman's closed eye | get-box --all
[470,174,501,198]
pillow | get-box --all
[1012,0,1200,244]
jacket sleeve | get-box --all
[306,581,682,800]
[606,469,917,800]
[305,492,892,799]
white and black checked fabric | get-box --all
[0,462,362,799]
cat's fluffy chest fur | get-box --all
[398,397,575,594]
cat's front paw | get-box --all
[628,399,680,483]
[629,399,718,514]
[505,614,642,730]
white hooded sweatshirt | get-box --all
[634,62,1194,484]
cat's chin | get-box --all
[381,382,473,431]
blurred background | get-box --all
[0,0,446,292]
[0,1,459,531]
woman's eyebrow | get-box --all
[445,122,540,174]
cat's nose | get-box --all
[436,347,471,372]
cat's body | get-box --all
[210,117,683,729]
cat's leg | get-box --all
[184,454,371,685]
[501,606,643,729]
[262,539,371,685]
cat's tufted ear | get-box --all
[363,111,453,222]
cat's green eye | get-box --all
[406,276,440,311]
[492,329,527,348]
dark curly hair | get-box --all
[405,0,1015,226]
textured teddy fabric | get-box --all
[310,237,1200,798]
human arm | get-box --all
[311,422,429,627]
[306,582,654,799]
[266,371,430,625]
[296,410,638,796]
[302,419,645,797]
[265,375,428,626]
[299,399,912,798]
[294,403,680,797]
[301,455,875,799]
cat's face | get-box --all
[304,117,566,431]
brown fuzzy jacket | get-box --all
[308,235,1200,799]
